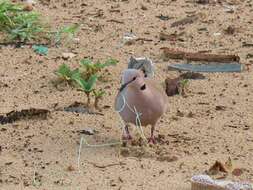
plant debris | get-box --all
[63,102,103,115]
[78,128,98,135]
[224,25,236,35]
[0,108,49,124]
[179,72,205,79]
[206,161,228,175]
[159,32,184,41]
[156,155,178,162]
[156,14,171,21]
[196,0,210,4]
[168,63,242,72]
[161,47,240,63]
[215,105,226,111]
[66,165,75,172]
[171,15,198,27]
[85,161,126,169]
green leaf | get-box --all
[73,76,86,89]
[80,58,92,67]
[70,68,80,76]
[104,58,118,66]
[71,70,82,82]
[93,89,105,97]
[32,45,48,55]
[53,24,79,45]
[72,73,97,92]
[55,63,72,80]
[85,74,97,92]
[61,24,79,35]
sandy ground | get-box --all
[0,0,253,189]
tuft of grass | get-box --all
[53,24,80,46]
[0,0,47,42]
[0,0,79,45]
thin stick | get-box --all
[77,137,83,172]
[85,161,126,169]
[133,106,147,142]
[82,137,121,147]
[161,47,240,63]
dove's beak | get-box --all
[119,78,135,92]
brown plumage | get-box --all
[115,69,167,143]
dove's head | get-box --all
[119,69,146,92]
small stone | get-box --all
[79,128,97,135]
[232,168,243,176]
[25,0,36,5]
[224,26,235,35]
[67,165,75,172]
[157,155,178,162]
[140,4,148,10]
[23,4,33,11]
[120,148,130,157]
[62,52,76,60]
[196,0,209,4]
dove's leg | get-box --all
[148,124,156,144]
[122,124,132,140]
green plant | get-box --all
[93,89,106,109]
[53,24,79,45]
[54,58,117,108]
[0,0,79,45]
[55,63,79,82]
[0,0,47,42]
[72,74,97,105]
[79,58,118,80]
[178,79,189,96]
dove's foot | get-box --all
[122,134,133,141]
[122,125,132,141]
[148,136,156,144]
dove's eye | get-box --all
[133,76,136,80]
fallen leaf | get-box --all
[157,155,178,162]
[171,15,198,27]
[156,14,171,21]
[67,165,75,172]
[207,161,228,175]
[215,105,226,111]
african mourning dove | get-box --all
[115,69,167,143]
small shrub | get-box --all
[54,58,117,108]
